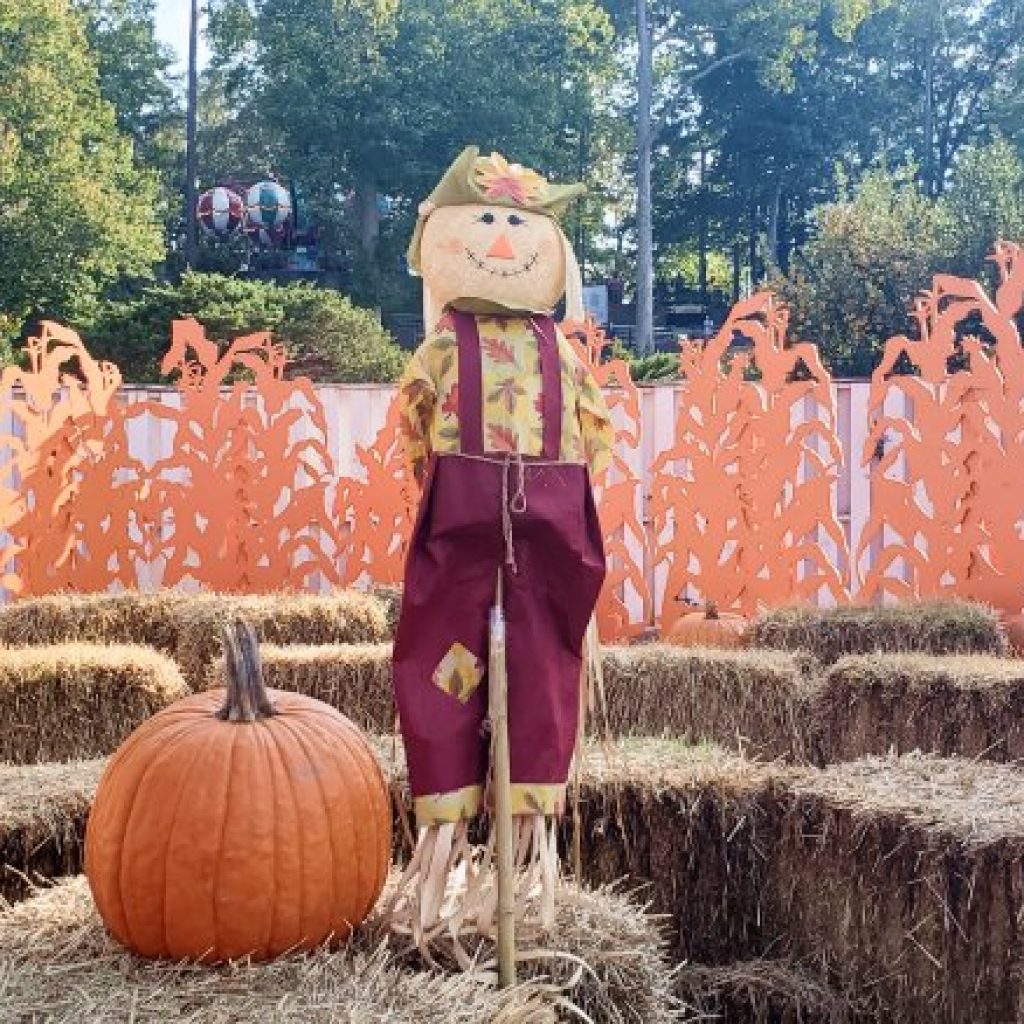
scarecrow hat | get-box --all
[407,146,586,275]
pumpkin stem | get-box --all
[704,601,720,620]
[216,619,276,722]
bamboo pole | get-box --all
[489,568,516,987]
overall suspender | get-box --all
[451,311,563,460]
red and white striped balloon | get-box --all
[197,187,245,238]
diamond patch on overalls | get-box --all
[433,643,484,704]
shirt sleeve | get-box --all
[576,360,615,480]
[398,341,438,486]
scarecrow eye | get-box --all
[477,212,496,224]
[508,214,525,226]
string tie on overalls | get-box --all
[501,453,527,574]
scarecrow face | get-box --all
[420,203,566,315]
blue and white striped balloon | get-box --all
[244,180,292,246]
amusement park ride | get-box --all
[196,176,324,276]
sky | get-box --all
[154,0,210,75]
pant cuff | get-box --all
[414,784,483,827]
[509,782,567,817]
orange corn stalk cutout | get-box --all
[858,241,1024,610]
[149,318,338,592]
[0,322,141,596]
[561,317,650,639]
[333,394,417,587]
[648,292,848,627]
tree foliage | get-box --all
[776,139,1024,376]
[0,0,164,346]
[650,0,1024,311]
[76,0,184,237]
[202,0,616,307]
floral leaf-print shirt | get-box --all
[399,314,614,485]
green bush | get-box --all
[775,141,1024,378]
[78,271,406,383]
[750,600,1008,665]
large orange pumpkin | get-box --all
[666,601,748,648]
[85,620,391,963]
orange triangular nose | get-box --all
[486,233,517,260]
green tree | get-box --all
[776,165,948,376]
[80,271,406,382]
[0,0,164,346]
[203,0,616,307]
[625,0,891,352]
[942,137,1024,272]
[646,0,1024,328]
[76,0,184,241]
[776,139,1024,376]
[76,0,181,164]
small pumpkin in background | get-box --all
[665,600,748,648]
[85,619,391,963]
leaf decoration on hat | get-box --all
[474,152,547,205]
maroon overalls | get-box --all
[392,312,606,825]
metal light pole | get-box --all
[184,0,199,267]
[635,0,654,355]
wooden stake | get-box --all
[489,568,516,987]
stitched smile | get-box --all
[464,249,540,278]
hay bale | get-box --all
[13,738,1024,1022]
[566,740,784,965]
[0,760,105,902]
[815,653,1024,763]
[260,643,394,733]
[0,644,189,764]
[369,582,403,634]
[173,591,390,689]
[750,600,1008,664]
[674,959,864,1024]
[1,736,783,971]
[0,591,191,653]
[570,744,1024,1021]
[601,645,816,759]
[0,874,684,1023]
[773,754,1024,1023]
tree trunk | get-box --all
[635,0,655,355]
[778,193,792,275]
[576,116,589,278]
[354,178,381,260]
[184,0,199,268]
[732,241,741,302]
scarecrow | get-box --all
[389,147,613,953]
